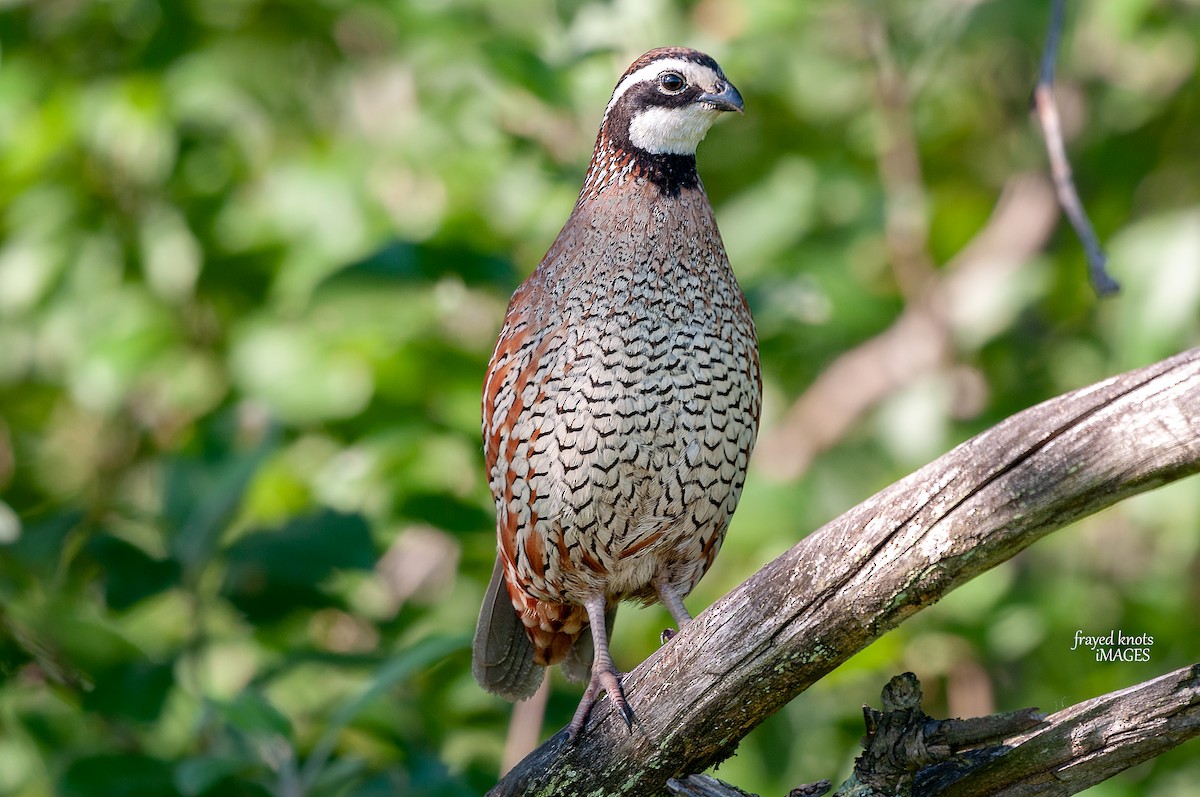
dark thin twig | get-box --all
[1038,0,1065,87]
[1033,0,1120,296]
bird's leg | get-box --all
[567,594,636,740]
[655,574,692,643]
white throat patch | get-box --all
[628,104,723,155]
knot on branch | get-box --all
[842,673,1045,797]
[856,673,940,790]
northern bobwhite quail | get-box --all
[473,47,761,740]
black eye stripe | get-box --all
[625,81,701,109]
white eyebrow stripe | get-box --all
[604,58,720,117]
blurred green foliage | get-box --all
[1,1,1199,795]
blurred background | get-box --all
[1,0,1199,795]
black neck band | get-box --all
[634,151,699,196]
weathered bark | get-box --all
[491,348,1200,796]
[665,773,762,797]
[666,773,832,797]
[924,663,1200,796]
[831,672,1045,797]
[827,666,1200,796]
[661,663,1200,797]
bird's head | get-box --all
[600,47,743,157]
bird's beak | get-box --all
[699,81,744,114]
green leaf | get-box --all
[163,418,278,572]
[396,491,492,534]
[220,510,374,621]
[86,533,182,610]
[317,240,515,292]
[82,659,175,723]
[306,755,368,797]
[1,510,85,583]
[61,754,179,797]
[173,756,258,797]
[299,634,468,789]
[212,690,294,741]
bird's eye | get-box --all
[658,72,686,93]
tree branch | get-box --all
[1033,0,1120,296]
[666,773,832,797]
[926,663,1200,796]
[828,672,1045,797]
[817,666,1200,797]
[491,348,1200,796]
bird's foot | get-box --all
[660,627,677,644]
[566,665,638,741]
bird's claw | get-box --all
[567,665,639,741]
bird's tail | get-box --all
[472,557,543,701]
